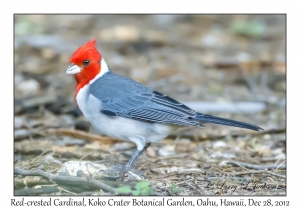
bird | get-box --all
[65,39,263,174]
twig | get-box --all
[14,176,52,188]
[264,170,286,179]
[228,161,286,170]
[275,160,286,171]
[14,167,119,195]
[42,128,122,144]
[79,150,98,160]
[57,186,77,195]
[230,170,264,176]
[231,170,286,179]
[185,181,203,195]
[206,148,249,170]
[156,168,205,178]
[197,177,249,181]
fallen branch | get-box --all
[228,161,286,170]
[14,167,118,195]
[15,186,60,196]
[42,128,122,144]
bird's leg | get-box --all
[117,143,151,180]
[106,143,151,180]
[125,143,151,170]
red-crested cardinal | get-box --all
[66,39,263,171]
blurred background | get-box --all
[14,15,286,195]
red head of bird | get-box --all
[66,39,103,97]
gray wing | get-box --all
[89,72,200,127]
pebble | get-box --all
[202,164,211,170]
[158,145,175,156]
[41,47,56,60]
[14,117,24,129]
[99,25,139,42]
[218,160,228,167]
[146,147,156,157]
[74,120,90,132]
[15,74,24,84]
[17,79,40,96]
[213,141,226,148]
[110,142,135,152]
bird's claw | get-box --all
[103,163,146,181]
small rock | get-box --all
[202,164,211,170]
[222,153,236,159]
[178,138,191,144]
[263,134,271,140]
[275,153,286,160]
[60,114,74,126]
[143,30,168,43]
[218,160,228,167]
[273,148,283,155]
[43,154,62,164]
[237,52,251,62]
[213,141,226,148]
[170,166,178,173]
[74,120,90,132]
[61,137,86,146]
[110,142,135,151]
[99,25,139,42]
[15,74,24,84]
[17,79,40,96]
[258,146,271,155]
[158,145,175,156]
[23,57,43,73]
[202,34,218,47]
[146,147,156,157]
[14,117,24,129]
[41,47,56,60]
[151,15,180,25]
[14,129,32,140]
[280,99,286,107]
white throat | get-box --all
[89,58,110,84]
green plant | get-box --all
[116,181,154,195]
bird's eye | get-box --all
[83,60,90,66]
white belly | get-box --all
[76,85,174,150]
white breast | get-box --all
[76,84,174,150]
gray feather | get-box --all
[89,72,199,126]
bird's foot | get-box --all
[103,163,146,181]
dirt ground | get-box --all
[14,15,286,195]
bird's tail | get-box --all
[195,113,263,132]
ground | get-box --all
[14,14,286,195]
